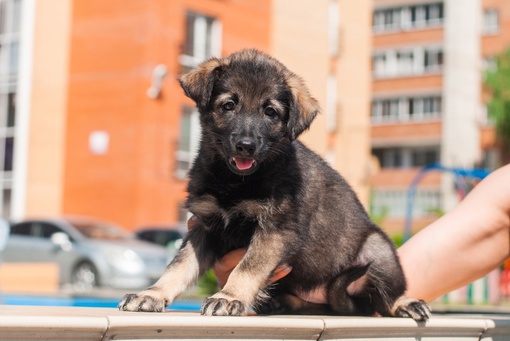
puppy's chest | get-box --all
[187,174,295,231]
[196,196,274,255]
[188,194,283,230]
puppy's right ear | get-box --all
[179,58,223,110]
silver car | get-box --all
[1,216,171,290]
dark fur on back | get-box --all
[119,50,430,320]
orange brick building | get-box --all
[13,0,271,229]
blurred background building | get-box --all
[6,0,372,231]
[370,0,507,233]
[0,0,506,235]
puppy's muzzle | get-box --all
[235,138,256,157]
[227,136,260,175]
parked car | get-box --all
[135,226,184,248]
[135,225,185,260]
[1,216,171,291]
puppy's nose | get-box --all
[236,138,256,156]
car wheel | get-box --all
[72,261,99,291]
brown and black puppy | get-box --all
[119,49,430,320]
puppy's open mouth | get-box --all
[231,157,256,171]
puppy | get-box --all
[119,49,430,320]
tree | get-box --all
[484,48,510,152]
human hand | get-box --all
[187,215,292,287]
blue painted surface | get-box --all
[1,294,202,311]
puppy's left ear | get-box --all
[286,73,320,140]
[179,58,223,110]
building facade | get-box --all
[370,0,507,234]
[9,0,372,230]
[12,0,272,229]
[272,0,373,205]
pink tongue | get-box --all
[233,157,255,170]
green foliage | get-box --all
[390,233,405,248]
[369,206,389,226]
[196,270,219,296]
[485,48,510,150]
[427,206,445,217]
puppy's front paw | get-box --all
[392,296,431,321]
[201,296,247,316]
[118,290,168,312]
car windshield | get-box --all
[68,220,134,240]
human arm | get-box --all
[398,164,510,302]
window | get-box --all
[422,97,441,118]
[371,189,441,218]
[10,222,32,236]
[397,50,414,75]
[482,57,497,75]
[372,146,440,169]
[2,187,10,217]
[0,0,21,219]
[411,148,440,167]
[372,95,441,123]
[372,148,403,168]
[0,91,16,173]
[373,46,443,78]
[373,3,444,33]
[483,9,499,35]
[373,53,387,78]
[180,11,221,74]
[7,92,15,126]
[39,223,64,239]
[175,106,201,178]
[381,99,399,121]
[424,48,443,72]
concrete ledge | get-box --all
[1,305,510,340]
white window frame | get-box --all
[373,2,444,34]
[371,94,442,124]
[423,47,443,73]
[483,9,499,35]
[0,0,20,219]
[373,45,443,79]
[372,146,440,170]
[175,107,201,179]
[179,11,222,71]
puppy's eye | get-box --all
[222,101,236,111]
[265,107,277,117]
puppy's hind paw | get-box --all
[254,297,286,315]
[392,296,431,321]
